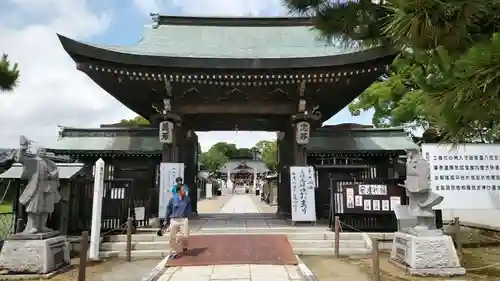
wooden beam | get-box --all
[177,102,296,114]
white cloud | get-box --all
[0,0,137,149]
[167,0,286,16]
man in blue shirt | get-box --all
[165,185,191,255]
[171,177,189,198]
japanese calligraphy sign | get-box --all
[159,162,184,215]
[159,121,174,144]
[290,166,317,222]
[295,121,311,145]
[422,143,500,210]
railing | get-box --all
[0,212,14,247]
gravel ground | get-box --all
[3,258,162,281]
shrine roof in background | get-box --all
[46,126,163,156]
[218,159,269,174]
[307,127,418,154]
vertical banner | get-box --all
[159,163,184,216]
[290,166,317,222]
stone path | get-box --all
[219,194,260,213]
[197,194,233,213]
[158,264,303,281]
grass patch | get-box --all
[0,204,12,214]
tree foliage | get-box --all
[254,140,278,171]
[119,116,150,125]
[283,0,500,143]
[0,54,20,92]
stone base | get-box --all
[0,236,70,274]
[390,232,465,276]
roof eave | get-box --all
[57,34,397,70]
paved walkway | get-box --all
[158,264,303,281]
[154,195,306,280]
[219,194,260,213]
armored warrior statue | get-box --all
[395,149,443,236]
[16,135,61,234]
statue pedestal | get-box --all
[0,232,70,274]
[390,232,465,276]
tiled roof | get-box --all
[0,163,85,179]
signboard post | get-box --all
[89,158,105,261]
[421,143,500,210]
[290,166,316,224]
[159,163,184,216]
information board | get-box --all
[159,163,184,216]
[290,166,316,222]
[421,143,500,210]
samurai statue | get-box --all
[394,149,444,236]
[16,136,61,234]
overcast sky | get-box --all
[0,0,374,152]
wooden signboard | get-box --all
[341,183,405,214]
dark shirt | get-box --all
[165,194,191,222]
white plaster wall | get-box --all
[441,209,500,230]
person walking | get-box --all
[171,177,189,198]
[164,185,191,257]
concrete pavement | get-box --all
[219,194,260,213]
[154,195,306,280]
[158,264,303,281]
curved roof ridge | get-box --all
[150,13,314,27]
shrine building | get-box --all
[53,15,401,228]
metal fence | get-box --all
[0,212,14,247]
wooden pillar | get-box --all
[277,126,293,217]
[179,129,199,214]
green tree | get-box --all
[0,54,20,92]
[119,116,150,125]
[254,140,277,171]
[283,0,500,143]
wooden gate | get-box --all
[67,178,152,234]
[329,176,406,232]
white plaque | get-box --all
[372,200,381,211]
[295,121,311,145]
[422,143,500,210]
[355,195,363,206]
[382,200,390,211]
[159,163,184,216]
[390,196,401,211]
[134,207,145,221]
[363,199,372,211]
[159,121,174,144]
[290,166,316,222]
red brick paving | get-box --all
[166,234,297,267]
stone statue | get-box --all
[390,150,465,276]
[16,135,61,234]
[394,149,443,236]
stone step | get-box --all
[104,232,364,242]
[100,239,367,251]
[293,247,371,256]
[99,247,370,259]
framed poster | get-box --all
[290,166,317,222]
[422,143,500,210]
[159,163,184,216]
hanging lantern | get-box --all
[295,121,310,145]
[159,121,174,144]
